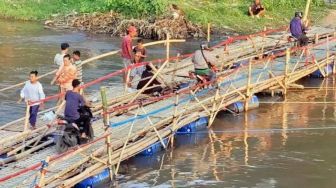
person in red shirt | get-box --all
[121,26,138,89]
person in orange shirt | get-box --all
[56,54,77,93]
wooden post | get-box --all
[172,53,180,83]
[166,33,170,63]
[327,36,330,65]
[100,87,114,180]
[24,102,30,131]
[284,48,290,94]
[245,59,252,112]
[100,87,109,126]
[209,86,220,126]
[171,93,180,147]
[207,23,211,42]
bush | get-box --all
[106,0,168,17]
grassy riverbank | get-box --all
[0,0,331,33]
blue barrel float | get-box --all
[227,95,259,113]
[75,168,110,188]
[139,137,169,156]
[311,64,333,77]
[177,117,208,134]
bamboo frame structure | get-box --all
[1,27,336,187]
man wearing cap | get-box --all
[191,42,216,82]
[121,26,138,89]
[290,12,308,46]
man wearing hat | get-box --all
[121,26,138,90]
[290,12,308,46]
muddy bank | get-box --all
[46,12,208,40]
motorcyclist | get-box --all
[64,79,92,139]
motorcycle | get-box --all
[55,106,94,153]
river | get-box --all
[1,19,336,188]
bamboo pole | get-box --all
[141,107,167,149]
[284,48,290,94]
[303,0,312,26]
[24,102,30,131]
[100,87,114,179]
[0,70,57,93]
[128,60,170,104]
[209,86,220,126]
[245,59,252,111]
[0,39,185,93]
[171,93,180,146]
[171,53,180,83]
[166,33,170,65]
[115,108,139,175]
[207,23,211,42]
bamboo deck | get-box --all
[0,26,335,187]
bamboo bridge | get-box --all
[0,25,335,187]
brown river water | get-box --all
[1,19,336,188]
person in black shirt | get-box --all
[136,65,163,95]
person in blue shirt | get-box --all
[290,12,309,46]
[64,79,91,138]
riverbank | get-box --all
[0,0,333,39]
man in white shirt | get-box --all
[19,71,46,129]
[54,43,70,66]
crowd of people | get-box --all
[17,1,310,139]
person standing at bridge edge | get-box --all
[191,42,217,82]
[290,12,309,47]
[19,71,46,129]
[121,26,138,91]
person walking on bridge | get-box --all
[56,54,77,93]
[121,26,138,91]
[54,43,70,67]
[19,71,46,129]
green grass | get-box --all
[0,0,331,33]
[0,0,109,20]
[173,0,329,32]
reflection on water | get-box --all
[0,19,201,124]
[114,76,336,188]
